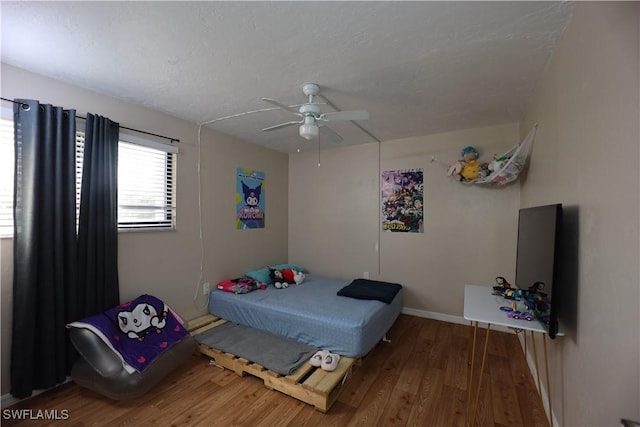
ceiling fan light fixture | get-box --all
[262,82,368,144]
[299,123,319,140]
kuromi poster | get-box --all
[236,168,265,229]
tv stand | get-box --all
[463,284,563,427]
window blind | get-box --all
[117,141,175,229]
[0,118,13,236]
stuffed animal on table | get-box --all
[269,268,305,289]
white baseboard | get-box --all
[401,307,513,333]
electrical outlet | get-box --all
[363,272,369,279]
[203,282,210,295]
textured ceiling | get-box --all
[1,1,574,153]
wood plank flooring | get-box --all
[2,315,550,427]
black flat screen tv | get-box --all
[515,203,563,338]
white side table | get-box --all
[463,284,563,427]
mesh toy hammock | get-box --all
[431,124,537,186]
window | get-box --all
[0,117,14,236]
[0,117,177,237]
[112,136,176,230]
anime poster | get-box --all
[381,169,424,233]
[236,168,265,229]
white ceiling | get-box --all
[1,1,574,153]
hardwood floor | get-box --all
[2,315,550,427]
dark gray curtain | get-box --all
[77,114,120,317]
[11,100,80,398]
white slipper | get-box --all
[309,350,328,367]
[321,352,340,371]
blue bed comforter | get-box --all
[208,275,402,358]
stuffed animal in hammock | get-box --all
[459,146,481,181]
[449,146,490,181]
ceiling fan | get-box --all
[261,83,369,143]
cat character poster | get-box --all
[236,168,265,229]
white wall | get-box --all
[521,2,640,425]
[0,64,290,396]
[288,123,522,317]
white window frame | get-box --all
[0,115,177,238]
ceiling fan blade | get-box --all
[262,121,301,132]
[319,125,343,143]
[319,110,370,122]
[261,98,301,115]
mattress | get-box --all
[208,275,403,358]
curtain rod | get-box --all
[1,97,180,144]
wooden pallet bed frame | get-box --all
[186,314,357,413]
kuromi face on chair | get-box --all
[118,303,164,339]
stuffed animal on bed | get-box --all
[269,268,288,289]
[293,270,305,285]
[269,268,305,289]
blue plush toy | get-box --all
[460,146,481,181]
